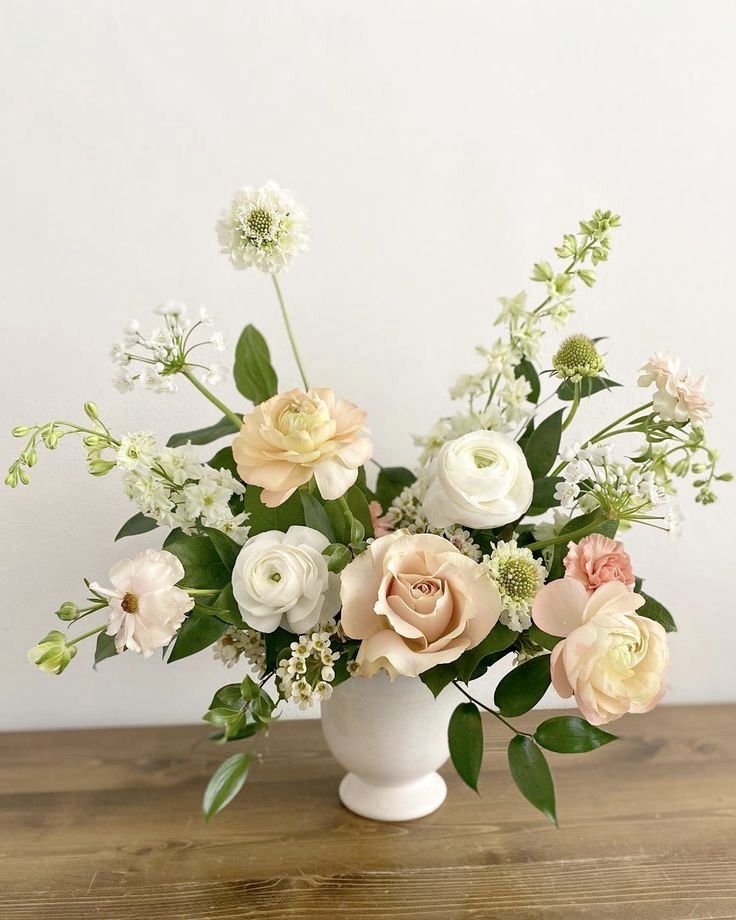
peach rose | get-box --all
[340,531,502,678]
[532,579,669,725]
[232,387,373,507]
[563,534,635,593]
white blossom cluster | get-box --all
[554,441,666,514]
[276,623,340,709]
[213,626,266,675]
[110,302,227,394]
[382,479,483,562]
[115,432,250,542]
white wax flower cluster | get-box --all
[116,432,250,542]
[276,625,341,709]
[213,626,267,676]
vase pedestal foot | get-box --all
[338,771,447,822]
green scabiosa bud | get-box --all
[553,334,605,382]
[27,630,77,675]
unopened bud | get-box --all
[87,458,116,476]
[55,601,80,622]
[27,630,77,675]
[83,402,99,421]
[12,425,31,437]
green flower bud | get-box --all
[12,425,31,437]
[27,630,77,675]
[553,334,605,382]
[83,402,99,421]
[55,601,80,622]
[5,468,18,488]
[717,472,733,482]
[87,458,116,476]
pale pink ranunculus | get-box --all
[368,500,394,538]
[532,579,669,725]
[90,549,194,657]
[638,352,712,426]
[340,531,502,678]
[232,388,373,507]
[563,533,635,593]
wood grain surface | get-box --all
[1,704,735,919]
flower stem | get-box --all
[271,275,310,390]
[182,371,242,429]
[452,681,533,737]
[525,513,607,552]
[561,381,581,432]
[68,625,106,647]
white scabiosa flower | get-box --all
[231,526,341,635]
[486,540,546,632]
[90,549,194,657]
[216,181,308,273]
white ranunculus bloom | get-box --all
[231,526,341,634]
[422,430,534,529]
[90,549,194,657]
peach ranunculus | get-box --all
[340,531,502,678]
[563,533,635,593]
[532,579,669,725]
[232,388,373,507]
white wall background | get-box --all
[1,0,734,731]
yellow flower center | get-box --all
[121,592,139,614]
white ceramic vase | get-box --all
[320,672,461,821]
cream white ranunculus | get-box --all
[231,525,341,634]
[422,430,534,529]
[90,548,194,657]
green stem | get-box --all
[182,371,242,429]
[183,587,219,596]
[587,402,652,445]
[272,275,310,390]
[452,681,533,737]
[525,513,607,552]
[561,381,580,432]
[68,625,105,647]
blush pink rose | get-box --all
[368,501,394,538]
[532,579,669,725]
[563,534,635,593]
[340,531,502,678]
[232,387,373,507]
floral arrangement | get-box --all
[10,183,729,825]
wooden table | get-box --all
[1,704,735,919]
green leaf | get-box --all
[243,485,304,537]
[203,752,251,820]
[300,492,337,542]
[494,655,551,717]
[207,583,243,626]
[165,535,231,589]
[167,607,229,662]
[207,446,240,478]
[325,485,374,542]
[527,624,562,651]
[375,466,416,511]
[115,512,159,541]
[528,477,561,516]
[93,631,118,667]
[204,527,241,571]
[167,415,241,449]
[323,543,352,574]
[535,715,617,754]
[456,623,516,683]
[162,527,185,548]
[233,324,278,404]
[420,664,457,698]
[508,735,557,826]
[448,702,484,792]
[515,359,541,403]
[557,377,621,401]
[524,409,564,480]
[639,592,677,632]
[209,683,243,710]
[264,627,293,672]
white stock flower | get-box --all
[231,526,340,635]
[217,181,308,273]
[423,430,534,529]
[90,549,193,656]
